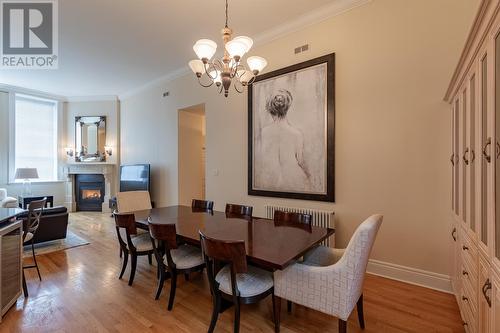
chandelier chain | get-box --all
[225,0,228,28]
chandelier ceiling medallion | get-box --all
[188,0,268,97]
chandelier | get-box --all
[188,0,268,97]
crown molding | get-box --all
[253,0,372,45]
[0,83,67,101]
[118,0,372,100]
[66,95,118,102]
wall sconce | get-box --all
[64,147,74,157]
[104,146,113,157]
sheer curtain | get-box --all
[14,95,58,181]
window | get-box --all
[11,94,58,182]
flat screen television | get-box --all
[120,164,150,192]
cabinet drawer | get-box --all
[461,279,478,321]
[461,292,477,333]
[461,263,478,299]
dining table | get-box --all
[133,205,335,271]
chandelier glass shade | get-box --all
[188,0,268,97]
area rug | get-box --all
[23,231,90,257]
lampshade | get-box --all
[237,69,254,85]
[15,168,39,180]
[189,59,205,75]
[193,39,217,61]
[225,36,253,59]
[247,56,267,74]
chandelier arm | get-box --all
[218,84,223,94]
[234,80,244,93]
[198,76,214,88]
[247,74,257,86]
[225,0,229,28]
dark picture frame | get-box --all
[248,53,335,202]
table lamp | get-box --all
[14,168,39,196]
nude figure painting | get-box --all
[248,54,335,202]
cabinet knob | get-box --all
[462,270,468,276]
[462,245,469,251]
[462,296,468,302]
[451,228,457,242]
[482,137,492,163]
[463,148,469,165]
[482,279,492,308]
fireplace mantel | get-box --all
[63,163,116,212]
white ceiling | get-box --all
[0,0,365,98]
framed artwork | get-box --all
[248,53,335,202]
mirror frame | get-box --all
[75,116,106,162]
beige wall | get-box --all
[120,0,479,276]
[178,105,206,205]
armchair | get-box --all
[0,188,18,208]
[273,214,383,333]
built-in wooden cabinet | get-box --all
[446,1,500,331]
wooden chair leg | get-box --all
[234,297,241,333]
[155,271,165,300]
[129,254,137,286]
[357,294,365,329]
[208,292,221,333]
[272,294,281,333]
[119,252,128,279]
[287,300,292,313]
[339,319,347,333]
[31,241,41,281]
[119,248,122,258]
[167,272,177,311]
[22,271,28,298]
[148,253,152,265]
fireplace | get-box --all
[75,174,105,211]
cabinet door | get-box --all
[469,74,477,233]
[491,273,499,332]
[495,21,500,262]
[480,53,491,247]
[478,258,492,332]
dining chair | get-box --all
[192,199,214,212]
[273,214,383,333]
[149,222,205,310]
[114,212,155,286]
[199,230,277,333]
[115,191,151,257]
[116,191,152,213]
[21,198,46,297]
[225,203,253,219]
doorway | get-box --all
[178,104,206,206]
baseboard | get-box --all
[367,259,452,294]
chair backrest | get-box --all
[339,214,382,311]
[225,203,253,219]
[199,231,247,273]
[116,191,152,213]
[273,210,312,231]
[26,198,46,235]
[149,222,177,250]
[192,199,214,211]
[114,212,138,249]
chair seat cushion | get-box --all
[215,265,273,297]
[24,232,33,243]
[119,231,153,252]
[163,244,204,270]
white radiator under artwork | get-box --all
[265,205,335,247]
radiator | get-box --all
[264,205,335,247]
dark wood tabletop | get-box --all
[134,205,335,271]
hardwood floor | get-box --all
[2,212,464,332]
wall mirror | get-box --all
[75,116,106,162]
